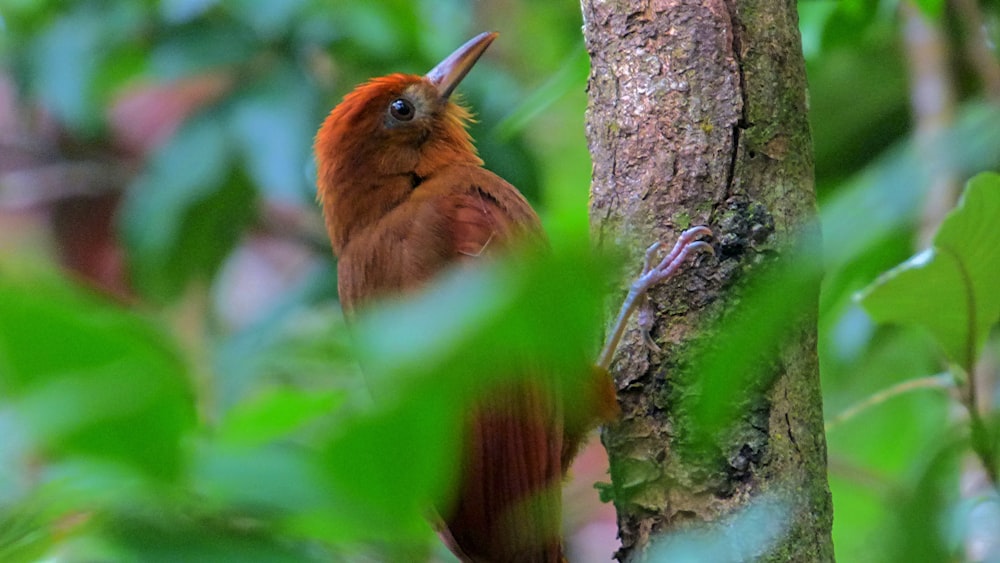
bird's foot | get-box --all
[631,226,713,352]
[596,226,713,370]
[631,226,714,298]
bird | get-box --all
[314,31,711,562]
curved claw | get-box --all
[684,240,715,256]
[637,226,714,290]
[641,241,664,274]
[680,225,713,241]
[641,327,663,354]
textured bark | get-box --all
[582,0,834,560]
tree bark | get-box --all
[582,0,834,560]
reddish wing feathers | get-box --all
[448,380,564,562]
[335,165,541,313]
[333,165,564,560]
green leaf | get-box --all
[228,63,318,204]
[858,172,1000,369]
[218,388,345,447]
[493,44,588,140]
[225,0,308,39]
[24,4,148,134]
[882,437,960,562]
[160,0,220,24]
[28,8,105,133]
[319,391,460,543]
[106,507,323,563]
[0,275,195,480]
[353,240,612,406]
[192,441,329,516]
[148,21,255,80]
[120,112,256,301]
[913,0,945,18]
[676,232,823,459]
[212,265,344,410]
[0,502,49,563]
[648,491,791,561]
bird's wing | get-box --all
[336,165,565,559]
[425,167,565,560]
[335,167,542,314]
[439,167,545,260]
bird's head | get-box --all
[314,32,497,251]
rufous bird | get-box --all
[314,32,711,562]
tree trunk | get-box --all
[582,0,834,560]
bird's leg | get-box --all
[637,293,660,353]
[635,242,663,353]
[596,226,713,371]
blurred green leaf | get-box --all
[353,240,612,401]
[160,0,219,24]
[120,112,256,301]
[494,44,588,140]
[229,63,318,204]
[225,0,308,39]
[20,3,148,134]
[148,21,255,80]
[319,392,459,543]
[647,491,790,562]
[0,502,49,563]
[913,0,945,18]
[332,3,414,61]
[797,1,839,61]
[414,0,474,58]
[27,7,105,133]
[0,275,195,480]
[882,437,960,562]
[213,264,343,410]
[193,441,329,517]
[218,388,345,447]
[808,22,909,190]
[858,172,1000,369]
[106,508,322,563]
[677,233,823,457]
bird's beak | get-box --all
[425,32,498,100]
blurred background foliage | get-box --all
[0,0,999,561]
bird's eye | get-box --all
[389,98,415,121]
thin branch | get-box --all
[825,373,954,433]
[950,0,1000,100]
[900,0,959,246]
[826,454,896,492]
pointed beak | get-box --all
[425,32,498,99]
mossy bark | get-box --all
[581,0,834,560]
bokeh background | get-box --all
[1,0,1000,561]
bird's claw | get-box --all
[632,226,714,353]
[636,294,662,353]
[639,315,662,353]
[632,226,714,296]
